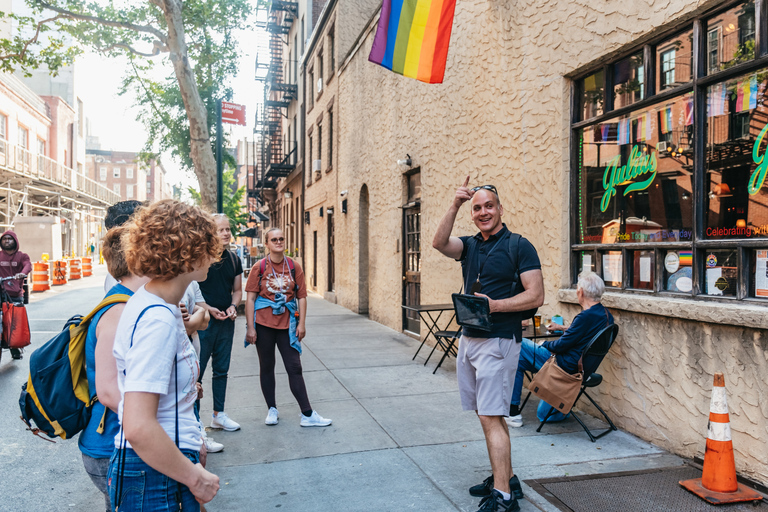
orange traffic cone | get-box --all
[679,372,763,505]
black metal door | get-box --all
[403,205,421,334]
[328,212,335,291]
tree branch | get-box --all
[95,42,160,58]
[34,0,168,45]
[0,14,67,62]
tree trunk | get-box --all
[159,0,217,211]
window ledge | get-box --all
[558,288,768,330]
[325,165,332,173]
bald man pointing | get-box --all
[432,177,544,512]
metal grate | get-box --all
[526,466,766,512]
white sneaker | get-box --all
[211,412,241,431]
[506,415,523,428]
[265,407,279,425]
[203,435,224,453]
[300,410,332,427]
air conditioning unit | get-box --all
[657,141,669,153]
[317,78,323,93]
[313,159,322,171]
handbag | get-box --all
[2,301,31,349]
[528,354,583,415]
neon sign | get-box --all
[601,145,658,212]
[750,124,768,195]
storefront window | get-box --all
[614,52,644,109]
[705,68,768,240]
[601,250,622,287]
[707,1,755,74]
[630,250,654,290]
[577,94,694,245]
[580,70,604,120]
[704,249,738,297]
[578,251,595,274]
[750,248,768,297]
[663,249,693,293]
[656,28,693,91]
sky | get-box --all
[76,14,269,193]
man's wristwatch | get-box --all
[230,304,237,310]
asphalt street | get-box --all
[0,263,685,511]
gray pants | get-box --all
[81,452,111,512]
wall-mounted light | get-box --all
[397,154,412,166]
[340,190,348,197]
[326,207,334,215]
[284,191,293,199]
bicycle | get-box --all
[0,275,28,363]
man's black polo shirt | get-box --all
[198,249,243,311]
[458,224,541,341]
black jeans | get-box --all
[255,324,311,412]
[198,317,235,412]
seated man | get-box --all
[508,271,614,427]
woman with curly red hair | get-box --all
[107,200,222,511]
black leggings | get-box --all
[255,324,311,412]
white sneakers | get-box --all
[300,410,333,427]
[265,407,279,425]
[203,434,224,453]
[211,412,241,431]
[506,415,523,428]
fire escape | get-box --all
[251,0,298,205]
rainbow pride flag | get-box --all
[679,250,692,266]
[735,75,758,112]
[660,107,673,134]
[368,0,457,84]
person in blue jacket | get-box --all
[78,225,149,511]
[507,271,614,427]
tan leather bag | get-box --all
[528,355,583,415]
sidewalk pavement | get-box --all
[199,294,684,511]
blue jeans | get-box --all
[107,448,200,512]
[198,317,235,412]
[511,338,568,423]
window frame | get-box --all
[570,0,768,304]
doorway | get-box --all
[402,204,421,334]
[359,185,370,314]
[327,211,335,292]
[312,230,317,288]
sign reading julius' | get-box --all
[221,101,246,126]
[601,145,658,212]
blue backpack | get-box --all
[19,294,129,440]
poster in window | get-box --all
[602,252,622,286]
[756,250,768,297]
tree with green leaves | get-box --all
[0,0,251,211]
[188,167,247,236]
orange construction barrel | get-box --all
[52,260,67,286]
[81,257,92,277]
[31,261,50,292]
[69,259,81,280]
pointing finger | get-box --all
[462,175,470,188]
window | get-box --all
[329,28,335,72]
[113,183,121,195]
[100,167,107,181]
[308,135,313,181]
[147,181,152,194]
[77,98,84,136]
[127,167,133,179]
[328,109,333,167]
[318,51,323,90]
[37,138,45,157]
[294,35,298,80]
[317,124,322,170]
[127,184,134,198]
[301,17,305,54]
[571,1,768,301]
[288,51,292,84]
[113,167,121,178]
[18,125,28,148]
[308,69,314,109]
[0,113,6,140]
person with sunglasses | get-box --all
[244,227,332,427]
[433,176,544,512]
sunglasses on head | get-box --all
[270,237,285,243]
[471,184,498,196]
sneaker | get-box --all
[210,412,240,431]
[203,435,224,453]
[469,475,524,500]
[11,348,22,360]
[477,490,520,512]
[506,415,523,428]
[265,407,279,425]
[300,410,332,427]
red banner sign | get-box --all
[221,101,246,126]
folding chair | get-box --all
[536,324,620,442]
[430,328,462,374]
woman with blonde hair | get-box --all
[108,200,221,510]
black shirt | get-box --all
[198,249,243,311]
[459,224,541,340]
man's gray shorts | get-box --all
[457,335,521,416]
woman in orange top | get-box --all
[244,228,332,427]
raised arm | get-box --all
[476,269,545,313]
[432,175,473,260]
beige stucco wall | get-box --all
[331,0,768,485]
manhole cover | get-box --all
[525,466,766,512]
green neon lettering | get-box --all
[600,145,658,212]
[750,124,768,195]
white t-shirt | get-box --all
[181,281,205,355]
[113,285,202,451]
[104,273,118,293]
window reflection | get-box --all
[614,52,644,108]
[707,1,755,74]
[705,68,768,239]
[577,95,694,244]
[704,249,738,296]
[581,70,604,120]
[656,29,693,91]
